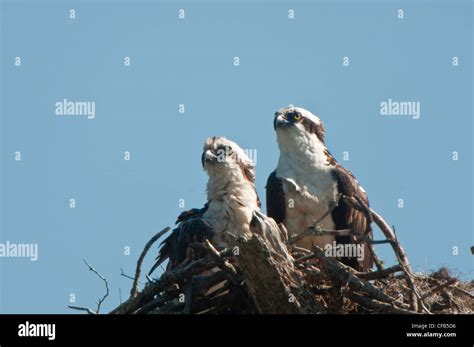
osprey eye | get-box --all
[293,113,302,121]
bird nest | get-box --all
[105,196,473,315]
[107,243,473,314]
[69,196,472,315]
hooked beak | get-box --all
[201,150,218,167]
[273,113,290,130]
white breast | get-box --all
[203,181,257,248]
[201,191,256,296]
[277,148,339,250]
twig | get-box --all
[82,259,110,313]
[421,279,459,300]
[203,239,240,285]
[120,268,145,284]
[356,264,403,281]
[69,259,109,314]
[452,286,474,299]
[290,245,313,255]
[348,293,417,314]
[120,268,134,280]
[134,286,180,314]
[68,306,97,315]
[131,227,170,298]
[366,243,384,271]
[294,252,318,265]
[393,226,428,313]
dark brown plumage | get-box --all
[331,163,374,271]
[148,204,213,275]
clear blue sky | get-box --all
[1,0,472,313]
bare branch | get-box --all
[120,268,140,281]
[82,259,109,314]
[68,305,97,315]
[203,239,239,283]
[131,227,171,299]
[356,264,403,281]
[110,253,219,314]
[452,286,474,299]
[340,196,421,311]
[348,293,417,314]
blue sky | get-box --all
[1,0,472,313]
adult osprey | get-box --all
[266,106,373,271]
[149,136,260,274]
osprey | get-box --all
[266,106,373,271]
[149,136,260,274]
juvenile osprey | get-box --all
[266,106,373,271]
[149,136,260,274]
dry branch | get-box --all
[110,255,216,314]
[130,227,170,298]
[348,293,416,314]
[310,246,411,310]
[356,264,402,281]
[341,196,422,312]
[68,259,109,314]
[341,196,413,274]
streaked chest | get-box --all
[277,157,339,235]
[203,197,254,247]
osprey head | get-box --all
[273,106,325,146]
[201,136,255,182]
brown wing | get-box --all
[265,170,286,225]
[148,203,213,276]
[331,163,374,272]
[240,161,261,208]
